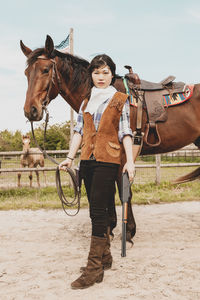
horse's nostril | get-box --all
[30,106,38,118]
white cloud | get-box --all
[187,9,200,23]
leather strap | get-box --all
[143,123,161,147]
[136,97,143,130]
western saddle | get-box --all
[124,65,185,147]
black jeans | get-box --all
[80,160,119,237]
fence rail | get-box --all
[0,145,198,157]
[0,167,56,173]
[0,150,70,156]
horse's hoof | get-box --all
[126,232,134,246]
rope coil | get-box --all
[31,108,81,216]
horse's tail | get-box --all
[173,166,200,184]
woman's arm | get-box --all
[122,135,135,182]
[59,132,82,169]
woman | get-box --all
[59,54,135,289]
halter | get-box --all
[37,55,62,109]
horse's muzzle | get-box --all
[24,106,43,121]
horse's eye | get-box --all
[43,68,49,74]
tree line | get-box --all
[0,122,71,151]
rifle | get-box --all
[120,171,131,257]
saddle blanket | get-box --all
[130,85,194,107]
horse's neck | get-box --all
[114,78,126,93]
[60,83,87,112]
[23,147,30,154]
[58,59,89,113]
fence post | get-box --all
[155,154,161,185]
[69,28,74,147]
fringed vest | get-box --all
[80,92,128,164]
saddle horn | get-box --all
[124,65,141,85]
[124,65,133,73]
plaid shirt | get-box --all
[74,97,132,142]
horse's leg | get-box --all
[39,158,46,187]
[17,163,23,187]
[17,172,21,187]
[35,170,40,188]
[29,171,33,187]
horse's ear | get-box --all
[20,40,32,57]
[45,35,54,57]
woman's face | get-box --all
[92,65,113,89]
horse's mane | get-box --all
[27,48,90,93]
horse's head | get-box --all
[20,35,60,121]
[22,135,31,153]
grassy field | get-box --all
[0,180,199,210]
[0,154,200,210]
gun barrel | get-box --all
[121,202,128,257]
[121,222,126,257]
[121,172,130,257]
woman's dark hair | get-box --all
[88,54,116,85]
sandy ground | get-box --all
[0,202,200,300]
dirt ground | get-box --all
[0,201,200,300]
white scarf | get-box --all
[85,86,117,115]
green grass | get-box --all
[0,180,199,210]
[129,181,200,204]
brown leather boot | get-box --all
[101,227,113,270]
[80,227,112,273]
[71,235,107,289]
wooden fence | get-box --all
[0,146,199,187]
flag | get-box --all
[55,34,70,53]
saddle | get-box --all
[124,66,185,147]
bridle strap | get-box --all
[37,56,62,109]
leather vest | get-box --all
[80,92,128,164]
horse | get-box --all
[20,35,200,241]
[18,135,47,188]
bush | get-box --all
[0,122,72,151]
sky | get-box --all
[0,0,200,133]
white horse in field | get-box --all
[17,135,46,187]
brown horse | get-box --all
[20,35,200,240]
[18,135,47,188]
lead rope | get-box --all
[31,108,81,216]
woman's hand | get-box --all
[122,161,135,183]
[59,158,73,170]
[59,132,82,171]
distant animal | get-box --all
[17,135,46,187]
